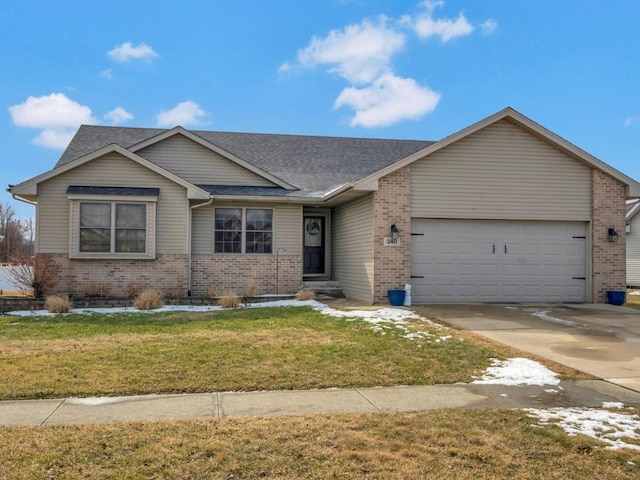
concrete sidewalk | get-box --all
[3,380,640,427]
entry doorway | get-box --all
[303,216,325,275]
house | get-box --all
[627,199,640,287]
[8,107,640,304]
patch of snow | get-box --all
[472,358,560,386]
[545,389,559,394]
[603,402,625,409]
[628,290,640,296]
[67,394,161,406]
[526,407,640,451]
[5,298,445,342]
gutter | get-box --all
[11,193,37,206]
[187,198,213,296]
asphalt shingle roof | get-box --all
[56,125,435,198]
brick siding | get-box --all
[372,166,411,303]
[591,169,627,302]
[50,254,189,297]
[191,254,302,297]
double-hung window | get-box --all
[215,208,272,253]
[68,186,157,259]
[80,203,147,253]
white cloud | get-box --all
[297,16,405,84]
[33,129,76,149]
[285,1,487,128]
[108,42,159,63]
[277,61,292,74]
[334,73,441,127]
[105,107,133,125]
[624,116,637,127]
[8,93,97,149]
[99,69,113,80]
[156,101,207,127]
[481,19,498,35]
[9,93,96,129]
[409,0,474,42]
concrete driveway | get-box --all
[416,303,640,392]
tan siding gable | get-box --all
[191,203,302,255]
[331,195,374,303]
[410,119,592,220]
[136,134,275,186]
[37,152,188,254]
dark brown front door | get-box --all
[303,216,325,274]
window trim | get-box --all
[214,207,274,254]
[68,195,157,260]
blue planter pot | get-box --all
[607,290,626,306]
[388,289,406,306]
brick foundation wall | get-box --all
[191,254,302,296]
[372,166,411,303]
[50,254,189,297]
[591,170,627,303]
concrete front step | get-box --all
[302,281,344,298]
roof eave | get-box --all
[353,107,640,196]
[9,144,210,201]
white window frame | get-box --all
[214,207,274,254]
[68,194,157,259]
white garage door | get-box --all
[411,219,587,303]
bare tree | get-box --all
[0,203,24,263]
[6,252,61,298]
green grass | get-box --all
[0,306,522,400]
[1,410,639,479]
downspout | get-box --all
[188,198,213,296]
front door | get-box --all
[303,216,325,274]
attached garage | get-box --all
[410,219,588,303]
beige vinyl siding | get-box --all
[410,119,592,220]
[136,135,275,186]
[628,213,640,286]
[191,203,302,255]
[37,152,188,254]
[331,195,374,303]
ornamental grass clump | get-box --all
[134,289,164,310]
[45,295,72,314]
[219,292,241,309]
[296,288,315,301]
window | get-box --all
[215,208,273,253]
[79,202,147,253]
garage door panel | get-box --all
[411,219,587,302]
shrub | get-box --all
[219,292,241,309]
[245,278,257,298]
[45,295,71,314]
[6,253,61,298]
[134,289,164,310]
[296,288,315,301]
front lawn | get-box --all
[0,305,575,400]
[1,410,639,479]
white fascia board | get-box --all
[8,144,210,200]
[352,106,640,196]
[628,202,640,221]
[129,126,297,190]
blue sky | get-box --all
[2,0,639,219]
